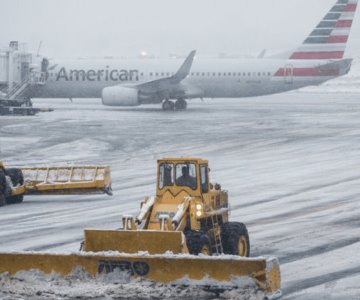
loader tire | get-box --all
[0,171,6,206]
[185,231,212,256]
[5,168,24,204]
[221,222,250,257]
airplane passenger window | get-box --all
[213,73,216,76]
[155,73,158,76]
[268,72,271,76]
[258,72,261,76]
[248,72,251,76]
[233,72,237,76]
[223,72,226,76]
[161,73,164,76]
[196,72,199,76]
[228,72,231,76]
[202,72,205,76]
[218,73,221,76]
[150,73,153,76]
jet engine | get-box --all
[101,86,139,106]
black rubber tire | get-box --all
[175,99,187,110]
[185,231,212,255]
[5,168,24,204]
[221,222,250,257]
[0,171,6,206]
[162,100,175,111]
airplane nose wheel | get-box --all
[175,98,187,110]
[162,100,175,111]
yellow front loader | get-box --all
[0,160,112,206]
[0,158,281,299]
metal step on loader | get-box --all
[0,160,112,206]
[0,158,281,299]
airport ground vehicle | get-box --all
[0,158,281,298]
[0,160,112,206]
[0,98,53,116]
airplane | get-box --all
[28,0,358,111]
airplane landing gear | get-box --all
[175,98,187,110]
[162,99,187,111]
[162,100,175,111]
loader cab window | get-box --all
[175,163,197,190]
[200,165,209,193]
[159,163,174,189]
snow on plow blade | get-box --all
[84,230,188,254]
[19,166,112,195]
[0,252,281,297]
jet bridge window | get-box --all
[159,163,174,189]
[175,163,197,190]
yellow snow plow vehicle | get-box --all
[0,160,112,206]
[0,158,281,298]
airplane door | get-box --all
[284,64,293,84]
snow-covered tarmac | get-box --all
[1,75,360,299]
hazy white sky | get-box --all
[0,0,359,58]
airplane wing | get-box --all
[135,50,196,91]
[125,50,203,100]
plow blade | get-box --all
[84,229,187,254]
[20,166,112,195]
[0,252,281,297]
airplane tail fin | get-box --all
[290,0,358,60]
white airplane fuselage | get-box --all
[31,57,346,101]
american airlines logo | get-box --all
[55,67,139,82]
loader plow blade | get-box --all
[20,166,112,195]
[0,252,281,298]
[84,229,186,254]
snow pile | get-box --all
[0,269,265,300]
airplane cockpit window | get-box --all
[175,163,197,190]
[159,163,174,189]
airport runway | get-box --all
[0,92,360,299]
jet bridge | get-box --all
[0,41,50,115]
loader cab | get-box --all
[157,158,210,197]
